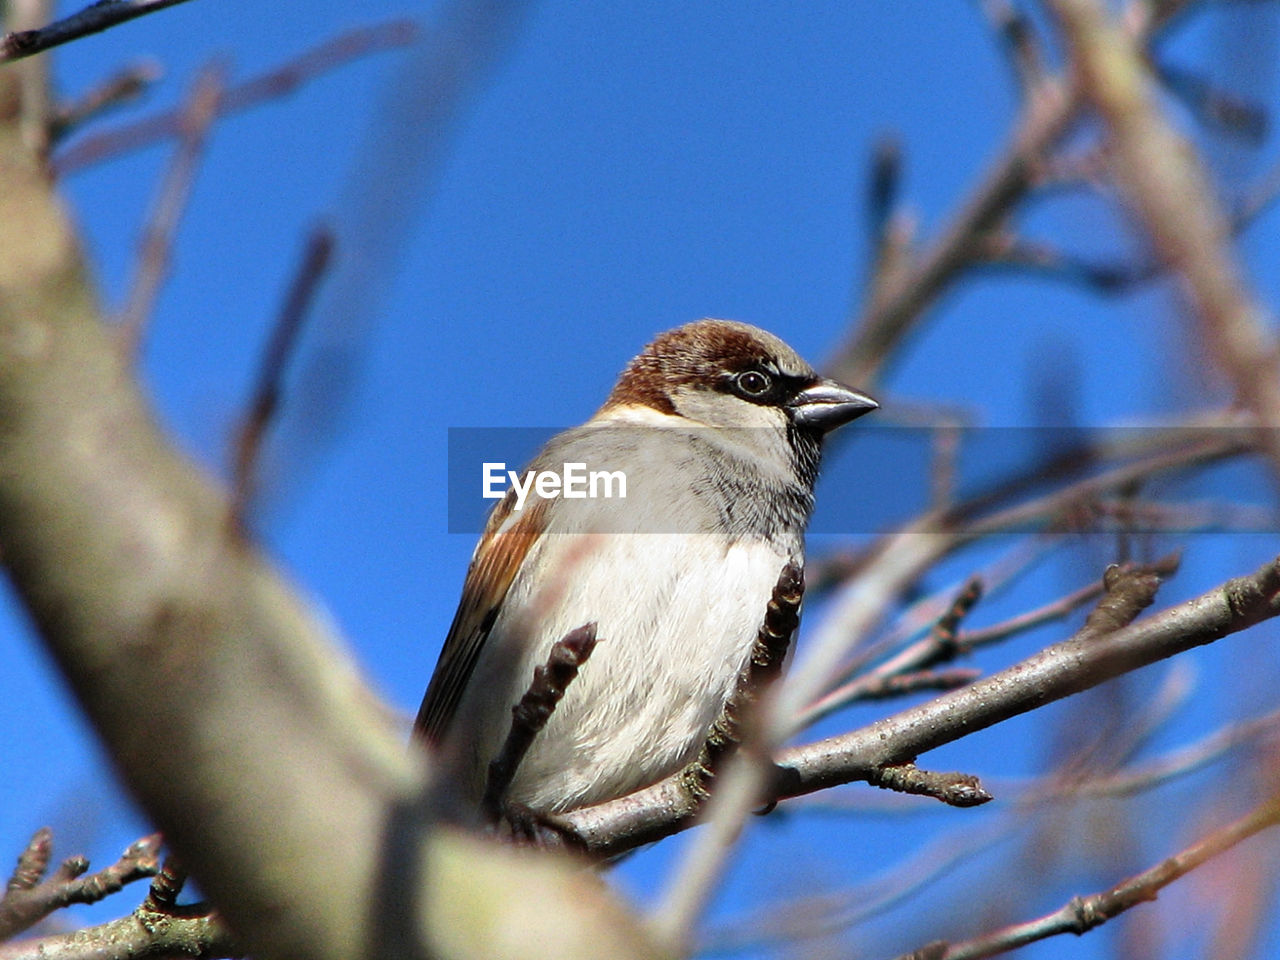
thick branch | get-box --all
[564,555,1280,856]
[0,909,233,960]
[0,67,658,960]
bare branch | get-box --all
[53,20,418,176]
[681,562,803,800]
[231,225,335,529]
[787,554,1279,791]
[0,908,233,960]
[828,72,1077,386]
[51,60,160,141]
[0,832,161,941]
[897,791,1280,959]
[564,554,1280,857]
[977,0,1050,95]
[1,0,198,64]
[0,62,660,960]
[117,62,224,355]
[482,623,599,823]
[1050,0,1280,479]
[803,554,1180,729]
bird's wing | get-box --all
[413,492,549,745]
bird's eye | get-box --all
[733,370,772,398]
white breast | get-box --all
[464,530,796,811]
[450,412,808,812]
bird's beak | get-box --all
[789,379,879,432]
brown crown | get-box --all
[603,318,815,415]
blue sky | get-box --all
[5,2,1280,958]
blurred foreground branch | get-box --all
[0,64,660,960]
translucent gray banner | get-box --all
[446,426,1269,535]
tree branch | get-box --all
[0,831,160,941]
[564,554,1280,857]
[0,65,660,960]
[898,790,1280,959]
[52,20,418,175]
[1,0,198,64]
[1049,0,1280,479]
[482,623,599,823]
[231,224,334,528]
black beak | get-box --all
[788,379,878,433]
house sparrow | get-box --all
[414,319,876,815]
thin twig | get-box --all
[51,60,161,141]
[728,705,1280,953]
[1156,60,1269,145]
[680,562,803,801]
[865,762,992,807]
[861,136,916,319]
[977,0,1050,95]
[895,791,1280,960]
[975,233,1159,292]
[919,576,984,670]
[790,702,1280,815]
[959,577,1110,646]
[0,831,161,941]
[53,20,419,176]
[481,622,599,823]
[117,62,224,356]
[827,6,1190,388]
[829,72,1077,387]
[834,666,981,702]
[231,225,335,530]
[1060,704,1280,799]
[796,426,1240,738]
[1,0,198,64]
[810,535,1056,718]
[803,553,1178,730]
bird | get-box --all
[414,318,877,816]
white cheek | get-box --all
[671,388,782,431]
